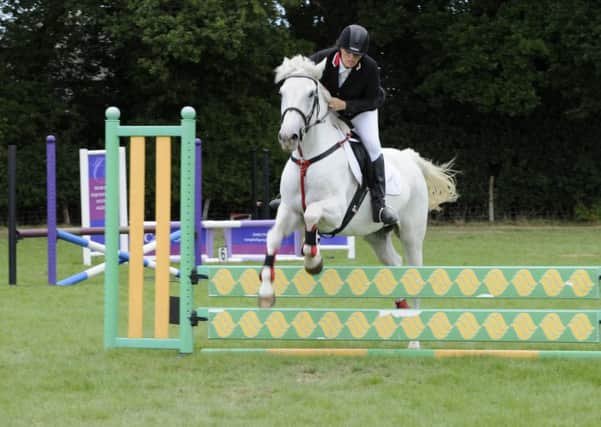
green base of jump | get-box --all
[199,347,601,359]
[107,338,183,350]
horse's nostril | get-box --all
[291,134,299,141]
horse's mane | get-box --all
[274,55,324,83]
[274,55,350,134]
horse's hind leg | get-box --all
[395,222,425,311]
[395,225,424,267]
[364,229,419,345]
[364,228,402,266]
[259,203,301,307]
[395,220,427,349]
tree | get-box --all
[0,0,116,221]
[103,0,306,216]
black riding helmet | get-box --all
[337,24,369,55]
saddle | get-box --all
[317,130,371,237]
[347,130,371,186]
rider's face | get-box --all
[340,48,362,68]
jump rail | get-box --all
[193,265,601,358]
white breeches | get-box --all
[351,109,381,161]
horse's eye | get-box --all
[309,90,316,98]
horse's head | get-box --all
[274,55,330,152]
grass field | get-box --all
[1,224,601,426]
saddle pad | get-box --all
[343,142,402,196]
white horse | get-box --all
[259,55,457,307]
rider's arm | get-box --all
[343,56,382,115]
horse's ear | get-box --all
[274,57,291,84]
[315,58,327,79]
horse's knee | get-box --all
[303,205,323,229]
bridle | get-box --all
[280,74,350,212]
[279,74,330,140]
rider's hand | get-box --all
[328,97,346,111]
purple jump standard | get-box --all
[47,136,57,284]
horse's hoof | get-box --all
[258,295,276,308]
[305,259,323,275]
[408,341,421,349]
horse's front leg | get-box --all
[259,203,301,307]
[302,199,342,275]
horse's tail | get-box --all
[410,150,458,211]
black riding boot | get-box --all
[369,155,398,225]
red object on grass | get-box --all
[395,299,410,309]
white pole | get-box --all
[79,149,92,265]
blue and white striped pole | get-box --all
[56,229,181,285]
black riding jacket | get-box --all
[309,47,385,119]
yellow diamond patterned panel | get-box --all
[239,311,262,338]
[240,268,260,294]
[373,313,397,339]
[570,270,594,297]
[428,312,453,339]
[455,312,480,340]
[346,312,370,338]
[321,269,344,296]
[319,312,344,339]
[540,313,565,341]
[512,269,537,296]
[427,269,450,296]
[373,269,397,295]
[291,270,316,295]
[273,269,290,295]
[292,312,316,338]
[540,269,563,297]
[567,314,595,341]
[264,311,289,338]
[213,269,236,296]
[212,311,236,338]
[483,313,509,340]
[456,269,480,296]
[401,315,425,339]
[401,269,426,295]
[347,269,370,295]
[512,313,537,340]
[483,268,509,296]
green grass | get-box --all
[1,224,601,426]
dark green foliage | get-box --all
[1,0,601,223]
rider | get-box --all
[309,24,398,225]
